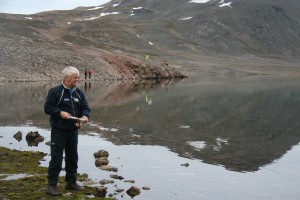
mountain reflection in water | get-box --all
[1,76,300,173]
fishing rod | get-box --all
[69,116,145,135]
[89,121,146,136]
[70,116,182,142]
[69,116,85,121]
[87,120,194,146]
[69,116,278,173]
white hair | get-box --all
[62,66,79,79]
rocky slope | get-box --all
[0,32,186,81]
[0,0,300,81]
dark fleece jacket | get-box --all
[44,84,90,130]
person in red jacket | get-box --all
[88,69,92,79]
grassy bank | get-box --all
[0,147,114,200]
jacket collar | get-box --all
[62,81,77,93]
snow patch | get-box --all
[87,6,103,10]
[131,7,143,16]
[100,12,119,17]
[187,141,206,150]
[148,42,153,45]
[189,0,211,3]
[219,2,232,7]
[179,125,190,129]
[78,12,120,21]
[213,138,229,151]
[179,17,193,21]
[25,17,32,20]
[113,2,121,7]
[133,7,143,10]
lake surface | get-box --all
[1,74,300,200]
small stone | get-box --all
[126,186,140,198]
[94,150,109,158]
[124,180,135,183]
[13,131,22,142]
[115,188,124,193]
[110,174,124,180]
[95,157,109,167]
[93,186,107,198]
[181,162,189,167]
[100,165,118,172]
[26,131,44,146]
[99,179,114,185]
[63,192,72,197]
[142,186,150,190]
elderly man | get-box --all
[44,66,90,196]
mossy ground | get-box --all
[0,147,114,200]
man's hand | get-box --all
[81,116,89,124]
[60,111,71,119]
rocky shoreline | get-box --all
[1,130,153,199]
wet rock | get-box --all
[100,165,118,172]
[26,131,44,147]
[76,172,93,185]
[78,173,89,180]
[99,179,114,185]
[45,141,51,146]
[93,186,107,198]
[115,188,125,193]
[94,150,109,158]
[63,192,72,197]
[110,174,124,180]
[108,193,114,197]
[181,162,189,167]
[26,131,42,140]
[95,157,109,167]
[124,180,135,183]
[13,131,22,142]
[82,178,98,186]
[142,186,150,190]
[126,186,140,198]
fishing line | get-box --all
[70,116,278,173]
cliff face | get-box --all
[0,0,299,81]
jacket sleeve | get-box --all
[44,88,61,118]
[80,91,90,119]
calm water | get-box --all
[1,74,300,200]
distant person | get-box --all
[88,69,92,79]
[84,69,88,80]
[44,66,90,196]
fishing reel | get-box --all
[69,116,84,129]
[75,118,81,129]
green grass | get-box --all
[0,147,114,200]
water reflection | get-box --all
[84,82,92,93]
[1,76,300,173]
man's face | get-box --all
[65,74,79,87]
